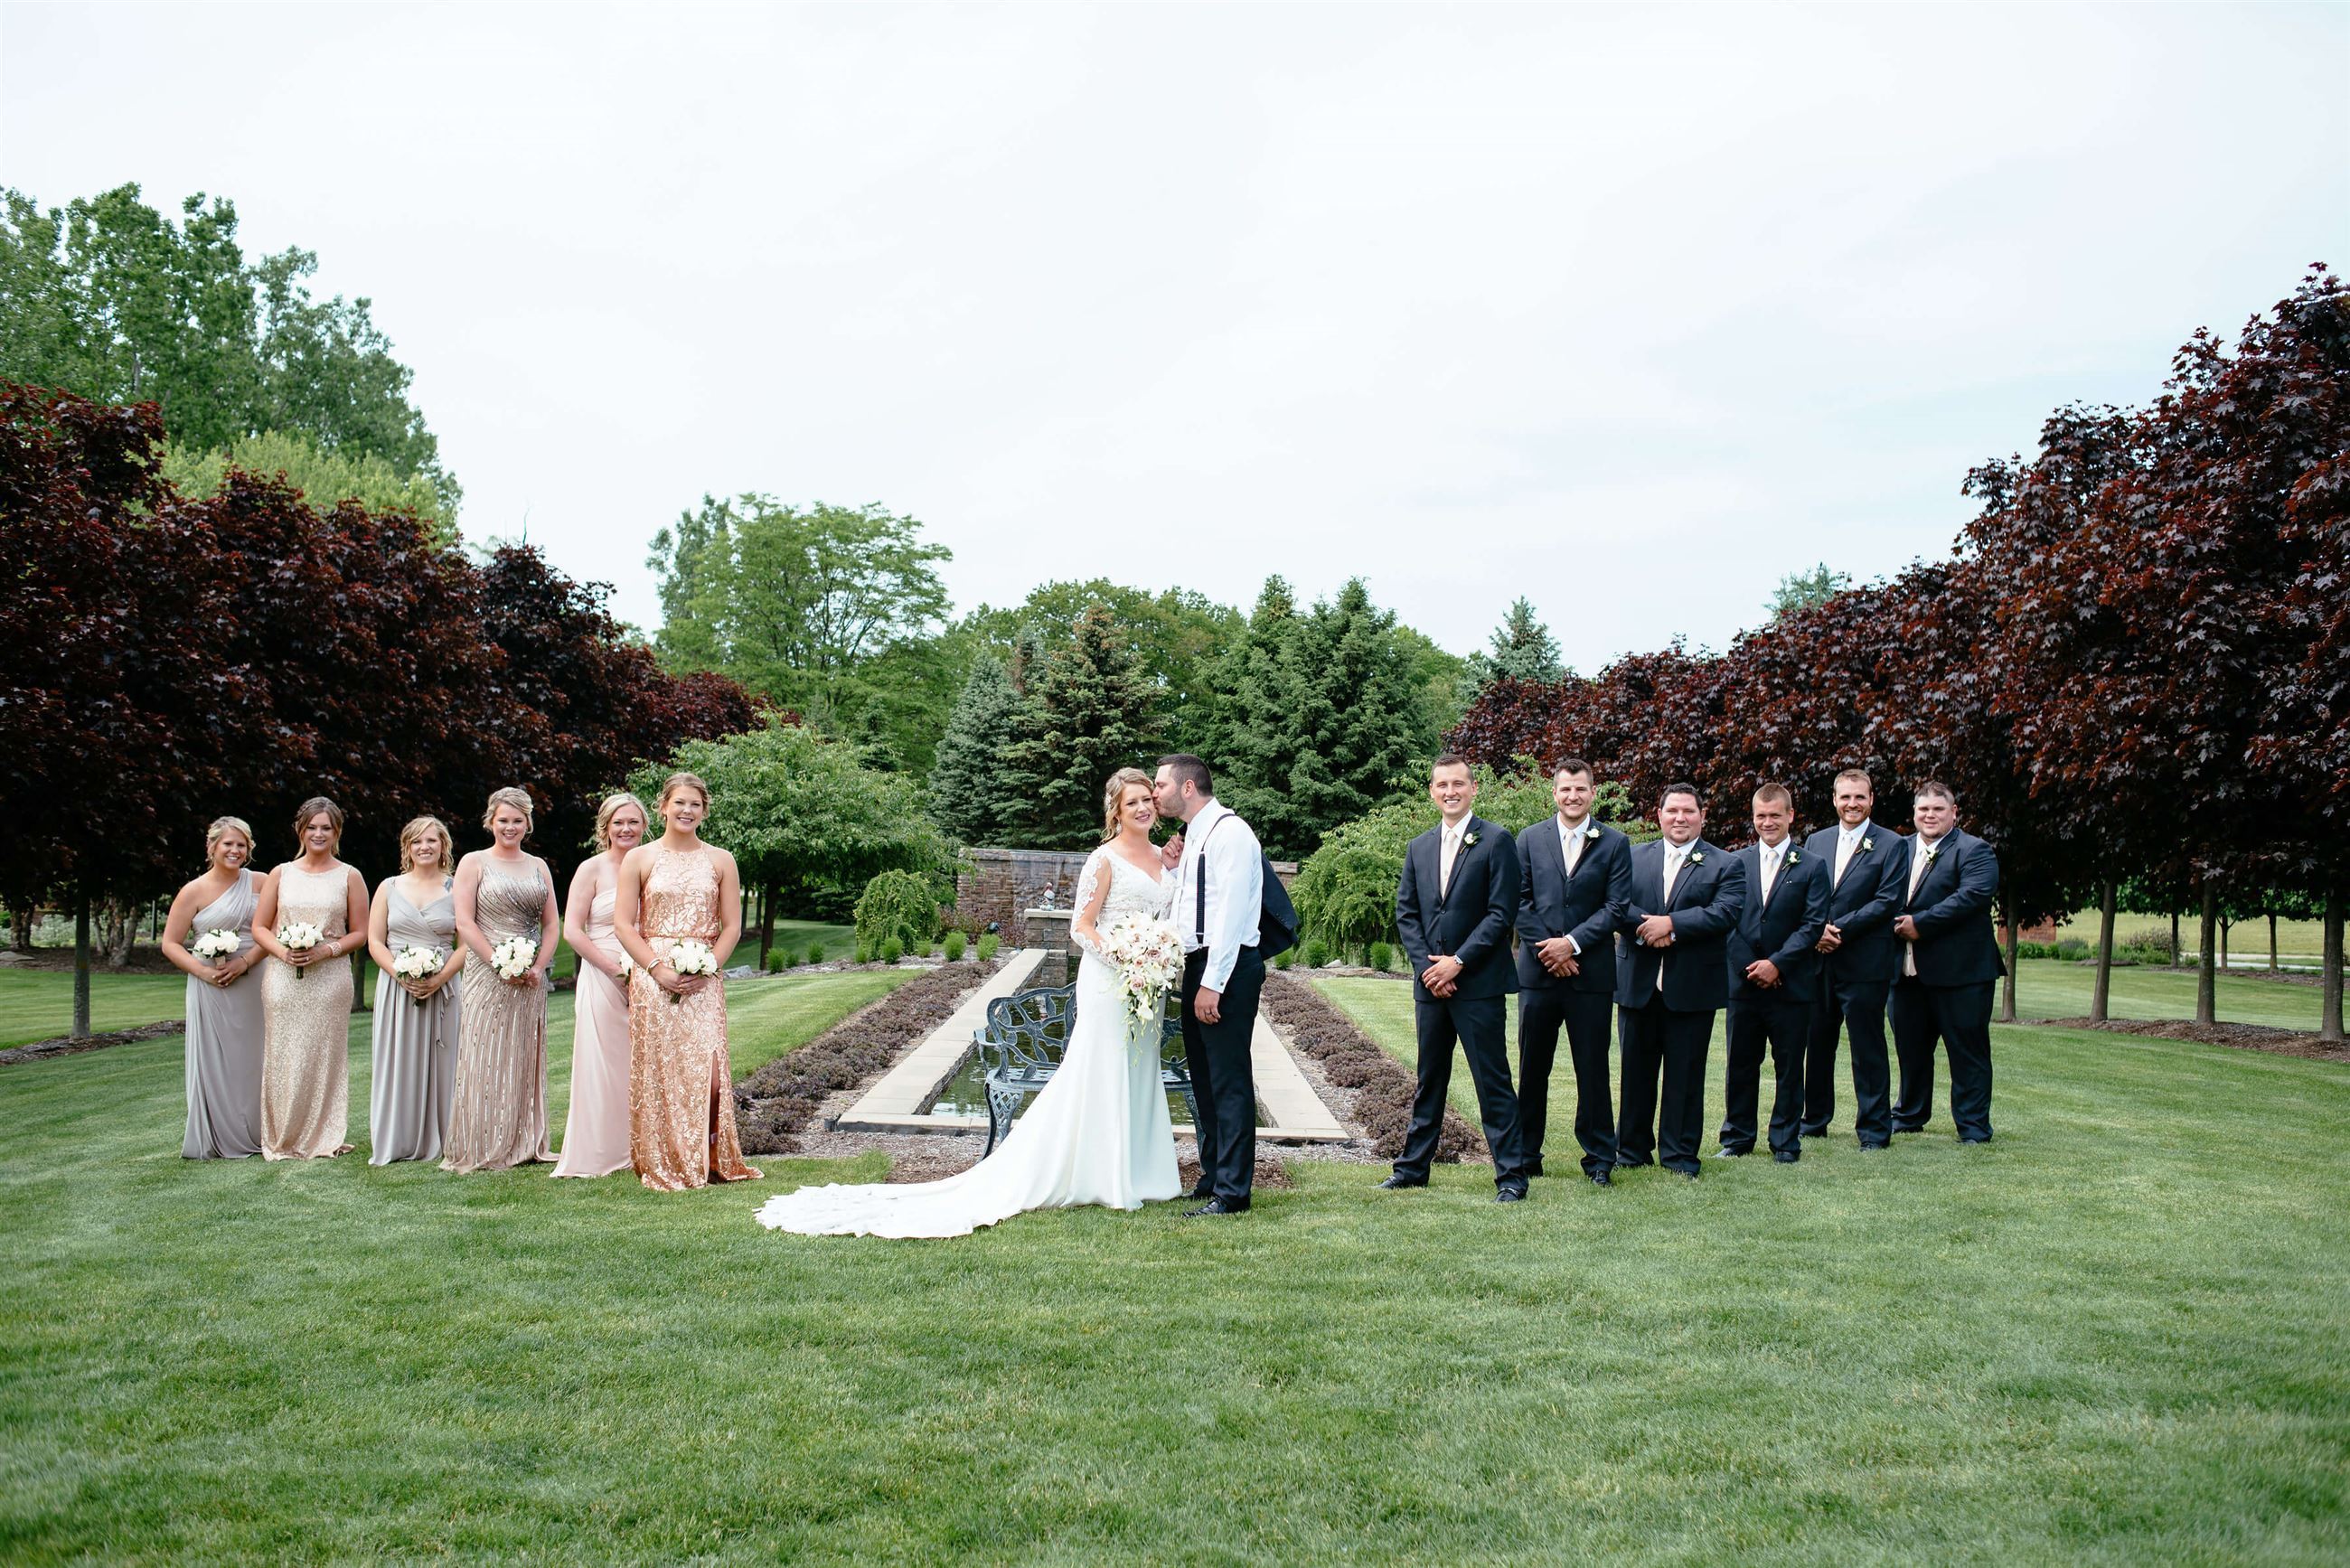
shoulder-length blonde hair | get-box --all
[481,786,535,834]
[204,815,254,869]
[399,815,455,876]
[1099,767,1155,842]
[292,796,343,851]
[593,792,648,851]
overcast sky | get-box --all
[5,3,2345,669]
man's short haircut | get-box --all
[1752,782,1793,810]
[1431,752,1472,777]
[1914,779,1957,806]
[1552,756,1593,782]
[1833,767,1874,792]
[1157,754,1212,798]
[1661,781,1702,808]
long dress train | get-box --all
[441,859,554,1172]
[628,844,761,1192]
[260,863,355,1160]
[183,869,264,1160]
[754,848,1180,1238]
[552,885,632,1178]
[369,879,459,1164]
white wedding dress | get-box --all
[753,848,1181,1238]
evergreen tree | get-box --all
[926,655,1036,847]
[1767,562,1850,619]
[1457,596,1565,701]
[1012,604,1158,849]
[1217,577,1311,850]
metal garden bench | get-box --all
[972,982,1198,1157]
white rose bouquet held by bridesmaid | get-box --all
[160,815,268,1160]
[366,815,465,1165]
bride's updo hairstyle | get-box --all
[1099,766,1155,842]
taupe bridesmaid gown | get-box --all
[552,883,632,1178]
[628,845,760,1192]
[369,878,459,1164]
[183,869,264,1159]
[260,862,355,1160]
[442,859,554,1173]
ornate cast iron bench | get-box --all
[973,982,1198,1157]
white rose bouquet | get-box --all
[490,935,539,982]
[392,944,446,1003]
[664,940,719,1003]
[1098,912,1185,1040]
[278,921,325,979]
[190,928,240,964]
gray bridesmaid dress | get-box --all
[183,869,265,1159]
[369,878,461,1164]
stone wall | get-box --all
[955,846,1300,946]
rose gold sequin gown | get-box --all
[628,845,761,1192]
[441,859,555,1173]
[260,862,355,1159]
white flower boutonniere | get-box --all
[1585,822,1601,840]
[1785,848,1802,866]
[1688,850,1706,867]
[1462,830,1481,849]
[1861,836,1875,852]
[1923,843,1941,866]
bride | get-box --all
[754,767,1181,1238]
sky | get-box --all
[4,3,2345,671]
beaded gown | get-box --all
[552,882,632,1178]
[369,878,459,1165]
[628,844,761,1192]
[755,847,1180,1238]
[441,859,555,1173]
[183,869,264,1160]
[260,862,355,1160]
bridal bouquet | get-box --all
[490,935,539,981]
[190,928,240,964]
[278,921,324,979]
[664,940,719,1003]
[391,944,446,1003]
[1099,913,1185,1037]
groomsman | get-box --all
[1719,784,1829,1163]
[1513,758,1632,1185]
[1614,784,1745,1178]
[1801,768,1908,1149]
[1889,781,2004,1142]
[1386,755,1528,1202]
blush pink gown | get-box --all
[553,884,633,1178]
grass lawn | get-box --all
[2,970,2345,1562]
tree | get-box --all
[1767,563,1851,619]
[0,184,457,515]
[646,494,957,769]
[1457,596,1565,703]
[1010,604,1158,850]
[927,656,1039,847]
[162,429,450,540]
[957,578,1243,756]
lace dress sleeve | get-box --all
[1072,850,1111,962]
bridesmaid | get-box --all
[616,772,762,1193]
[251,797,369,1160]
[442,786,559,1173]
[160,815,265,1159]
[552,792,649,1178]
[364,815,465,1164]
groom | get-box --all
[1155,755,1265,1217]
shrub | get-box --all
[880,937,905,964]
[1274,947,1293,971]
[764,950,786,972]
[806,941,825,965]
[2126,925,2178,962]
[855,869,939,959]
[1368,941,1393,972]
[1303,938,1330,969]
[2016,941,2052,961]
[976,933,1000,962]
[944,930,967,962]
[2054,937,2091,961]
[855,941,873,964]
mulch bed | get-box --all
[1261,972,1483,1163]
[0,1019,185,1067]
[734,961,1001,1155]
[2039,1016,2350,1063]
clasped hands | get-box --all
[1534,936,1580,979]
[1420,955,1464,997]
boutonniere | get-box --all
[1687,850,1706,867]
[1785,848,1801,866]
[1584,822,1601,840]
[1922,842,1940,866]
[1462,830,1481,849]
[1860,836,1875,852]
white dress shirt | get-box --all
[1556,815,1592,953]
[1176,799,1263,993]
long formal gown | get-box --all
[259,862,354,1160]
[369,878,460,1165]
[441,859,555,1173]
[183,869,265,1160]
[552,883,632,1178]
[628,844,761,1192]
[756,847,1180,1238]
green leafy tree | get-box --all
[927,655,1039,847]
[1768,563,1851,619]
[958,578,1242,755]
[161,430,450,539]
[854,869,942,957]
[1010,604,1158,849]
[646,495,958,769]
[0,184,457,515]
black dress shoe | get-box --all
[1377,1174,1427,1190]
[1715,1146,1751,1160]
[1772,1150,1799,1164]
[1589,1169,1612,1187]
[1189,1184,1213,1200]
[1857,1141,1890,1152]
[1184,1197,1247,1216]
[1523,1160,1545,1178]
[1673,1169,1700,1181]
[1495,1187,1526,1204]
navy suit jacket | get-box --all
[1801,821,1908,986]
[1614,838,1746,1013]
[1900,827,2006,987]
[1725,840,1830,1005]
[1397,814,1520,1003]
[1513,815,1632,995]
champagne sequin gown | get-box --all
[551,882,632,1178]
[441,859,555,1173]
[369,878,459,1165]
[183,869,264,1159]
[628,845,761,1192]
[260,862,355,1160]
